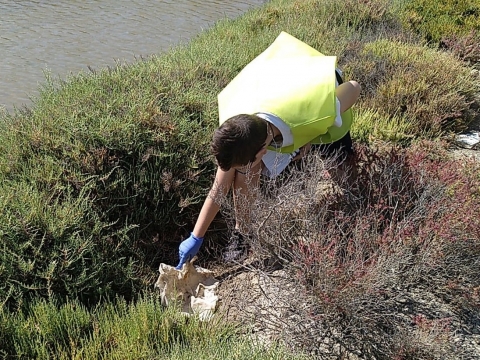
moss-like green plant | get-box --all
[346,39,478,138]
[398,0,480,43]
[0,296,305,359]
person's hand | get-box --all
[175,233,204,270]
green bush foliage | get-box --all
[347,39,478,140]
[398,0,480,43]
[0,295,303,359]
[0,60,220,309]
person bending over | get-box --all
[175,32,361,269]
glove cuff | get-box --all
[190,232,204,242]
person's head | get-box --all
[211,114,271,171]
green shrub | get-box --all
[0,60,219,309]
[398,0,480,43]
[0,296,305,360]
[346,39,479,139]
[0,0,327,310]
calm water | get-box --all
[0,0,265,112]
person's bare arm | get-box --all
[193,143,266,237]
[192,167,236,238]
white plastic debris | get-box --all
[154,257,219,321]
[456,131,480,149]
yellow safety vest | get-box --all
[218,32,353,154]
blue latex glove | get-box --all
[175,233,204,270]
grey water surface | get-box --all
[0,0,265,112]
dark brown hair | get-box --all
[211,114,267,171]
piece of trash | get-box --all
[154,257,219,321]
[456,131,480,149]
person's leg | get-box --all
[336,81,361,113]
[316,78,360,161]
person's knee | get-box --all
[348,80,361,100]
[336,80,361,113]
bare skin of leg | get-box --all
[336,80,361,113]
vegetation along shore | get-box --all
[0,0,479,358]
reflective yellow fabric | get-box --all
[218,32,353,154]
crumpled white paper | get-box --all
[154,258,219,321]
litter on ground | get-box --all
[154,257,219,321]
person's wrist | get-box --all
[191,232,204,241]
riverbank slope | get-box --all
[1,0,479,358]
